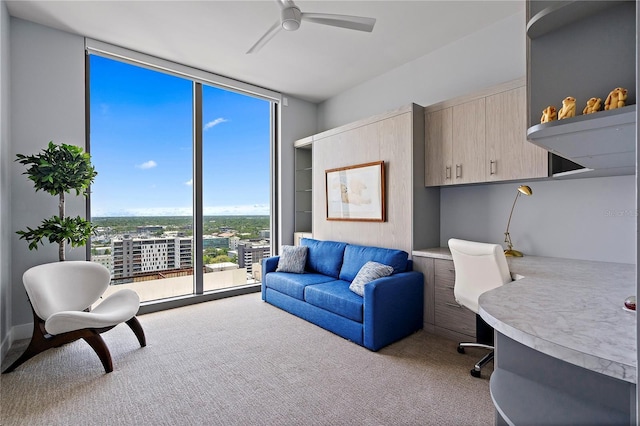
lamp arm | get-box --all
[504,192,521,248]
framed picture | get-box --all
[325,161,385,222]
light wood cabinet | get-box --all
[413,254,476,341]
[452,98,486,184]
[486,86,548,181]
[308,104,440,254]
[425,108,453,186]
[425,80,548,187]
[425,98,486,186]
[433,259,476,339]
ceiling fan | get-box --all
[247,0,376,54]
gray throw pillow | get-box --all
[276,245,308,274]
[349,261,394,296]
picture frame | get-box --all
[325,161,385,222]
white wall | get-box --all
[318,12,525,132]
[316,10,637,263]
[441,175,636,264]
[278,96,317,248]
[0,0,12,359]
[9,18,92,329]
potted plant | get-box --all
[16,141,98,261]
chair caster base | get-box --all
[470,368,482,378]
[457,345,465,354]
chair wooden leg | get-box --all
[126,316,146,347]
[82,332,113,373]
[2,309,56,374]
[2,334,46,374]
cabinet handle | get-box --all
[445,302,463,309]
[445,166,451,180]
[490,160,497,175]
[445,285,455,290]
[455,164,462,178]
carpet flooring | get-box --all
[1,292,494,425]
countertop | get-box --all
[413,248,636,383]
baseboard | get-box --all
[1,322,32,362]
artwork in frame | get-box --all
[325,161,385,222]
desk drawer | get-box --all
[434,259,476,338]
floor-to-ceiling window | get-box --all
[86,44,277,305]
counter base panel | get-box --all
[491,333,635,425]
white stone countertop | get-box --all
[413,248,637,384]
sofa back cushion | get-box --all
[301,238,347,278]
[339,244,409,282]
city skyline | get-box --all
[89,55,271,217]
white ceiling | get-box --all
[6,0,524,103]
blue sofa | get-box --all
[261,238,424,351]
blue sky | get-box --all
[89,55,271,217]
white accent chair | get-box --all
[448,239,512,378]
[2,261,145,374]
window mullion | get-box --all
[193,82,204,295]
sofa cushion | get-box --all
[339,244,408,282]
[276,245,308,274]
[349,261,394,296]
[265,272,335,300]
[301,238,347,279]
[304,280,363,323]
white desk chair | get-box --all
[2,261,146,374]
[448,238,512,378]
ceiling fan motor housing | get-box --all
[281,6,302,31]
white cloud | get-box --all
[185,179,193,186]
[136,160,157,170]
[204,117,228,130]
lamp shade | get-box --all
[517,185,532,196]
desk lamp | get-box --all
[504,185,532,257]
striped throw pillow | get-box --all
[349,261,394,296]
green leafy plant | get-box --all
[16,141,98,261]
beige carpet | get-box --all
[1,292,494,425]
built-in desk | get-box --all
[413,248,637,425]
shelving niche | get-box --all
[294,137,312,234]
[526,0,636,177]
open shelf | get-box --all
[527,105,636,172]
[491,369,629,425]
[527,1,626,39]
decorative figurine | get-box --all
[604,87,627,110]
[540,106,557,123]
[582,97,602,115]
[558,96,576,119]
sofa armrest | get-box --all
[261,256,280,300]
[363,271,424,351]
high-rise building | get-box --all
[112,236,193,280]
[237,240,270,275]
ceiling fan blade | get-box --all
[247,20,282,54]
[276,0,296,9]
[301,13,376,32]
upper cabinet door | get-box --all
[452,98,485,184]
[486,86,548,182]
[425,108,453,187]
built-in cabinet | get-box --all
[294,104,440,255]
[425,80,548,187]
[486,86,548,181]
[413,253,475,341]
[525,0,636,176]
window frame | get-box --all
[84,40,281,313]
